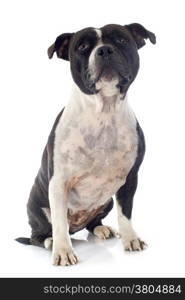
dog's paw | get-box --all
[52,247,78,266]
[44,237,53,250]
[124,238,147,252]
[93,225,120,239]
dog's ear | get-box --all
[126,23,156,49]
[47,33,74,60]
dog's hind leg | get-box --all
[16,179,52,248]
[28,183,52,248]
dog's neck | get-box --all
[67,81,128,115]
[59,81,136,149]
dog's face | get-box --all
[48,23,156,95]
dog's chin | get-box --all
[83,74,119,96]
[83,68,130,96]
[95,71,120,97]
[96,66,132,95]
[99,68,117,82]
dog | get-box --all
[16,23,156,266]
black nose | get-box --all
[96,45,114,58]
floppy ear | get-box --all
[126,23,156,49]
[47,33,74,60]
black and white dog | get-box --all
[16,23,156,266]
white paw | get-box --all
[52,247,78,266]
[93,225,120,239]
[44,237,53,250]
[124,238,147,252]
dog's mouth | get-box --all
[84,64,132,94]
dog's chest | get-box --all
[54,106,138,217]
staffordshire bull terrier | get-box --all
[16,23,156,266]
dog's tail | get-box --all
[15,237,31,245]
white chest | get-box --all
[53,96,138,217]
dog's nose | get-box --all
[96,45,114,58]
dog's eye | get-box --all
[78,43,89,52]
[116,37,127,45]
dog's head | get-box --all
[48,23,156,96]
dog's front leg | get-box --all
[49,177,78,266]
[116,174,147,252]
[116,122,147,252]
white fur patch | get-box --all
[96,78,119,97]
[94,28,102,39]
[88,44,103,79]
[88,29,103,80]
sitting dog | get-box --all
[16,23,156,266]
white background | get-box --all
[0,0,185,277]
